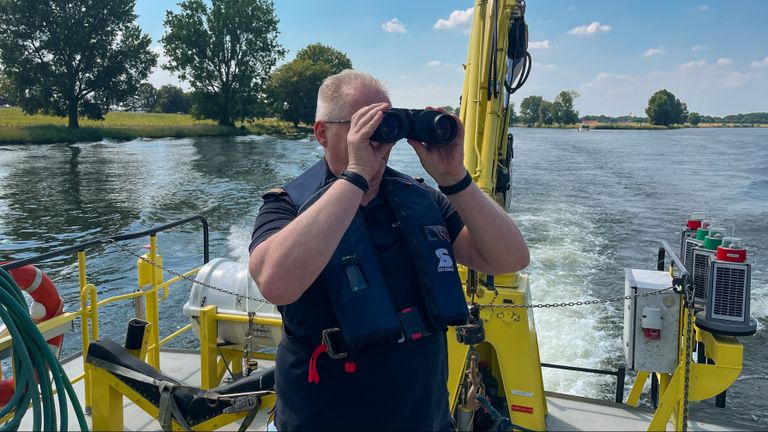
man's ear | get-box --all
[314,122,329,148]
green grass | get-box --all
[0,107,312,144]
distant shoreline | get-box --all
[0,107,313,144]
[512,122,768,130]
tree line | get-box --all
[0,0,351,129]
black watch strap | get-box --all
[339,170,369,194]
[438,171,472,196]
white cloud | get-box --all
[534,63,556,71]
[679,60,707,71]
[568,21,611,36]
[148,45,188,90]
[434,8,473,30]
[691,45,708,51]
[697,4,710,11]
[529,40,550,49]
[427,60,442,67]
[750,56,768,69]
[644,47,664,57]
[716,58,733,66]
[382,18,406,34]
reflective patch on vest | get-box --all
[435,248,454,272]
[423,225,450,242]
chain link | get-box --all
[681,287,695,431]
[477,286,674,310]
[107,239,272,305]
[109,238,677,311]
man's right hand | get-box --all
[346,102,393,182]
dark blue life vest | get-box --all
[282,160,468,353]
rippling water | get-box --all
[1,128,766,427]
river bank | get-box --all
[0,108,312,144]
[513,122,768,130]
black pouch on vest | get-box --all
[321,213,402,349]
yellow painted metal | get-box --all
[158,269,199,300]
[641,307,743,430]
[626,371,649,406]
[91,368,124,431]
[461,0,487,176]
[159,323,192,347]
[199,305,220,389]
[96,289,144,307]
[138,235,163,369]
[448,275,547,431]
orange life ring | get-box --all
[0,264,65,406]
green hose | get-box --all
[0,267,89,431]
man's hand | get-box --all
[407,106,467,186]
[346,102,395,182]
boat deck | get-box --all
[22,350,748,431]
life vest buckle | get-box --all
[321,328,348,359]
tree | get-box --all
[508,102,517,127]
[0,0,156,128]
[0,73,14,106]
[267,60,331,126]
[552,90,580,125]
[162,0,285,126]
[295,43,352,75]
[645,89,688,126]
[538,100,554,125]
[688,112,701,126]
[125,83,158,112]
[519,96,543,126]
[156,85,191,113]
[266,44,351,126]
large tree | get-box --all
[646,89,688,126]
[0,72,14,106]
[0,0,156,128]
[162,0,285,126]
[519,95,543,126]
[125,82,158,112]
[552,90,580,125]
[156,85,191,114]
[266,44,351,125]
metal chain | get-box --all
[107,239,272,305]
[477,286,674,310]
[681,286,695,431]
[109,238,675,310]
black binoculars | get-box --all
[370,108,458,145]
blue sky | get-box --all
[137,0,768,117]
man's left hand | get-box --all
[407,107,467,187]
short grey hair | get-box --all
[315,69,389,122]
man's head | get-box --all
[314,70,391,175]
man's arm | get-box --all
[449,184,529,274]
[408,108,529,275]
[249,180,364,305]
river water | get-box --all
[1,128,766,427]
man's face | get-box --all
[318,84,391,177]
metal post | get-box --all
[615,364,626,404]
[651,373,659,409]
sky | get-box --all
[136,0,768,117]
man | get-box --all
[249,70,529,430]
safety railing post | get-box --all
[199,305,219,389]
[137,235,162,369]
[77,250,93,414]
[615,364,626,404]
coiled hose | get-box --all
[0,267,88,431]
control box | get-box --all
[623,269,680,374]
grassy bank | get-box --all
[512,122,768,130]
[0,107,312,144]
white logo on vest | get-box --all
[435,248,454,272]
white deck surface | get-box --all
[19,350,753,431]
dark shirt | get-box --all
[250,169,464,431]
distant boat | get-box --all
[578,124,590,131]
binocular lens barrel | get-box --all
[370,109,457,145]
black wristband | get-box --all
[438,171,472,196]
[339,170,369,194]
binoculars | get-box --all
[370,108,458,145]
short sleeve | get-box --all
[430,188,465,243]
[249,191,298,253]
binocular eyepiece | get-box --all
[370,108,458,145]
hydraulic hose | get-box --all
[0,267,89,432]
